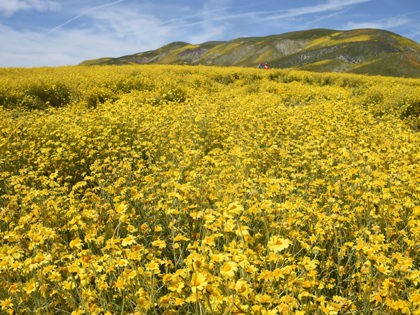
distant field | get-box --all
[0,65,419,314]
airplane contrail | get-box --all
[47,0,126,34]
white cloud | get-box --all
[0,23,121,66]
[345,16,411,30]
[179,0,372,23]
[258,0,372,22]
[49,1,230,48]
[1,0,417,67]
[0,2,191,67]
[183,0,230,42]
[153,0,373,41]
[0,0,60,16]
[0,0,376,67]
[0,24,59,67]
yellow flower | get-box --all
[140,223,150,233]
[223,219,236,232]
[152,239,167,249]
[256,293,272,304]
[234,279,251,297]
[146,260,160,273]
[0,298,13,309]
[69,237,83,250]
[49,271,62,282]
[124,268,137,280]
[8,283,19,294]
[115,277,125,290]
[410,291,420,305]
[174,234,189,242]
[1,61,419,315]
[23,279,37,295]
[169,278,185,293]
[121,234,137,247]
[211,253,225,263]
[190,271,208,292]
[267,236,291,253]
[225,202,244,216]
[385,298,410,314]
[220,261,238,278]
[115,202,128,214]
[300,256,318,271]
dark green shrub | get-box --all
[84,87,116,108]
[26,83,72,108]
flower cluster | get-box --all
[0,65,419,314]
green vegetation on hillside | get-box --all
[80,28,420,78]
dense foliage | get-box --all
[0,65,419,314]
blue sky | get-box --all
[0,0,419,67]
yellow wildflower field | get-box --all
[0,65,419,314]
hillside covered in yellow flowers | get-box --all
[0,65,419,314]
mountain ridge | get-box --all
[80,28,420,78]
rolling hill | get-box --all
[80,28,420,78]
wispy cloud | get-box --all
[47,0,126,34]
[152,0,373,30]
[46,0,231,50]
[157,1,418,43]
[0,0,418,67]
[0,23,64,66]
[284,0,371,17]
[257,0,372,22]
[345,16,412,30]
[129,0,373,43]
[0,0,60,16]
[0,20,154,67]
